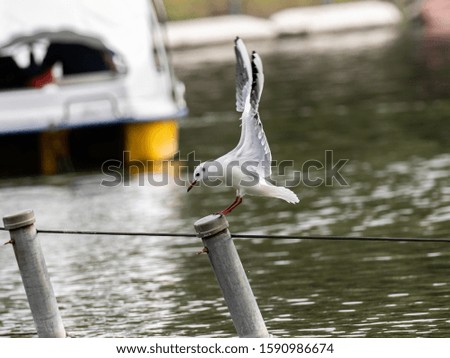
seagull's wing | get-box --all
[250,51,264,110]
[234,37,252,113]
[233,51,272,178]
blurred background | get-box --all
[164,0,417,19]
[1,0,449,338]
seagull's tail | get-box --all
[263,185,300,204]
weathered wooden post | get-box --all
[194,214,269,338]
[3,210,66,338]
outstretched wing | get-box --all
[234,37,252,112]
[250,51,264,110]
[233,48,272,178]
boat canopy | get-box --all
[0,0,186,134]
[0,0,153,63]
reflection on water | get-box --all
[1,29,450,337]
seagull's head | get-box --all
[187,162,207,192]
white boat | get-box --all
[0,0,187,174]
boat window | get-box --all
[0,41,119,90]
[41,43,116,75]
[0,56,27,90]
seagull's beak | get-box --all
[187,180,197,192]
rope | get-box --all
[1,226,449,243]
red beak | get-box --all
[187,180,197,192]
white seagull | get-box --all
[187,37,299,215]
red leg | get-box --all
[216,196,239,215]
[220,196,243,215]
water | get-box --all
[1,28,450,337]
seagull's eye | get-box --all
[195,173,200,177]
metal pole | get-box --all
[194,214,269,338]
[3,210,66,338]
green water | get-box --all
[0,29,449,337]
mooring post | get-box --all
[3,210,66,338]
[194,214,269,338]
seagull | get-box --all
[187,37,299,215]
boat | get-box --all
[0,0,187,176]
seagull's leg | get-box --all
[216,196,239,215]
[220,196,243,215]
[228,196,243,214]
